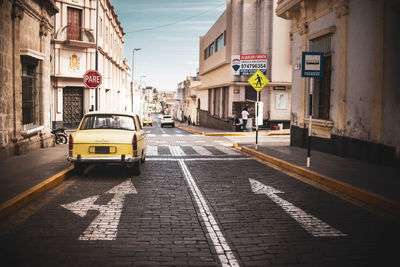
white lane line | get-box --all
[146,145,158,156]
[156,141,167,143]
[147,158,250,161]
[176,134,185,137]
[178,159,240,267]
[148,134,156,137]
[169,145,186,157]
[176,141,187,143]
[162,134,170,137]
[191,145,213,156]
[215,146,239,155]
[249,178,346,237]
[195,140,205,143]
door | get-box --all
[63,87,83,129]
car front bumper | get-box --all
[68,155,140,163]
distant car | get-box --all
[142,117,153,126]
[160,115,174,127]
[67,111,147,176]
[157,114,163,119]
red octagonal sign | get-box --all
[83,70,102,89]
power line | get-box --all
[125,3,225,34]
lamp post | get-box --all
[131,48,141,113]
[131,48,141,85]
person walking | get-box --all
[241,107,249,131]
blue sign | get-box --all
[301,52,323,78]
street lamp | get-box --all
[131,48,141,84]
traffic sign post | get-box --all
[302,52,323,167]
[83,70,102,89]
[248,70,270,150]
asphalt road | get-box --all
[0,114,398,266]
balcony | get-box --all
[276,0,302,19]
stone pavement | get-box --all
[0,123,398,220]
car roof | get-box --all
[84,111,137,117]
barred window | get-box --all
[21,56,42,127]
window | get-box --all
[67,7,82,41]
[80,114,136,130]
[209,42,215,56]
[221,87,229,118]
[216,34,224,51]
[21,57,41,126]
[309,34,332,120]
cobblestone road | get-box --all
[0,118,398,266]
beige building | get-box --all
[198,0,292,130]
[52,0,129,128]
[276,0,400,165]
[0,0,58,159]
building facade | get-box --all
[52,0,129,128]
[0,0,58,160]
[276,0,400,165]
[198,0,292,130]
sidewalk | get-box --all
[0,144,73,218]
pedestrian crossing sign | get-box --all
[248,70,269,92]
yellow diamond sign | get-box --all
[248,70,269,92]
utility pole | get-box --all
[95,0,99,111]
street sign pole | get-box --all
[307,78,313,168]
[255,91,259,150]
[301,52,323,168]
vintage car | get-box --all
[67,112,147,175]
[142,117,153,126]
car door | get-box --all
[134,115,146,157]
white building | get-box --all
[198,0,292,130]
[51,0,130,128]
[276,0,400,165]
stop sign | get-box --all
[83,70,102,88]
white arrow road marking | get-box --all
[249,178,346,237]
[178,159,240,267]
[61,179,137,240]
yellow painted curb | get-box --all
[177,126,204,135]
[0,165,75,219]
[204,133,246,136]
[233,143,239,148]
[263,132,291,136]
[241,146,400,217]
[178,126,246,136]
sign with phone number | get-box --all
[231,54,267,75]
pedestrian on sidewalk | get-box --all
[241,107,249,131]
[188,115,191,125]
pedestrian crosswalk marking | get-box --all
[215,146,239,155]
[162,134,170,137]
[169,145,186,156]
[191,145,213,156]
[146,146,158,156]
[145,145,241,157]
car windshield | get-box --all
[80,115,136,130]
[163,116,172,119]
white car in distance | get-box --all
[160,115,174,128]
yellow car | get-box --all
[67,111,147,175]
[142,117,153,126]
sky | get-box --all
[111,0,226,92]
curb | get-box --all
[263,132,290,136]
[239,145,400,217]
[178,126,246,136]
[0,165,75,219]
